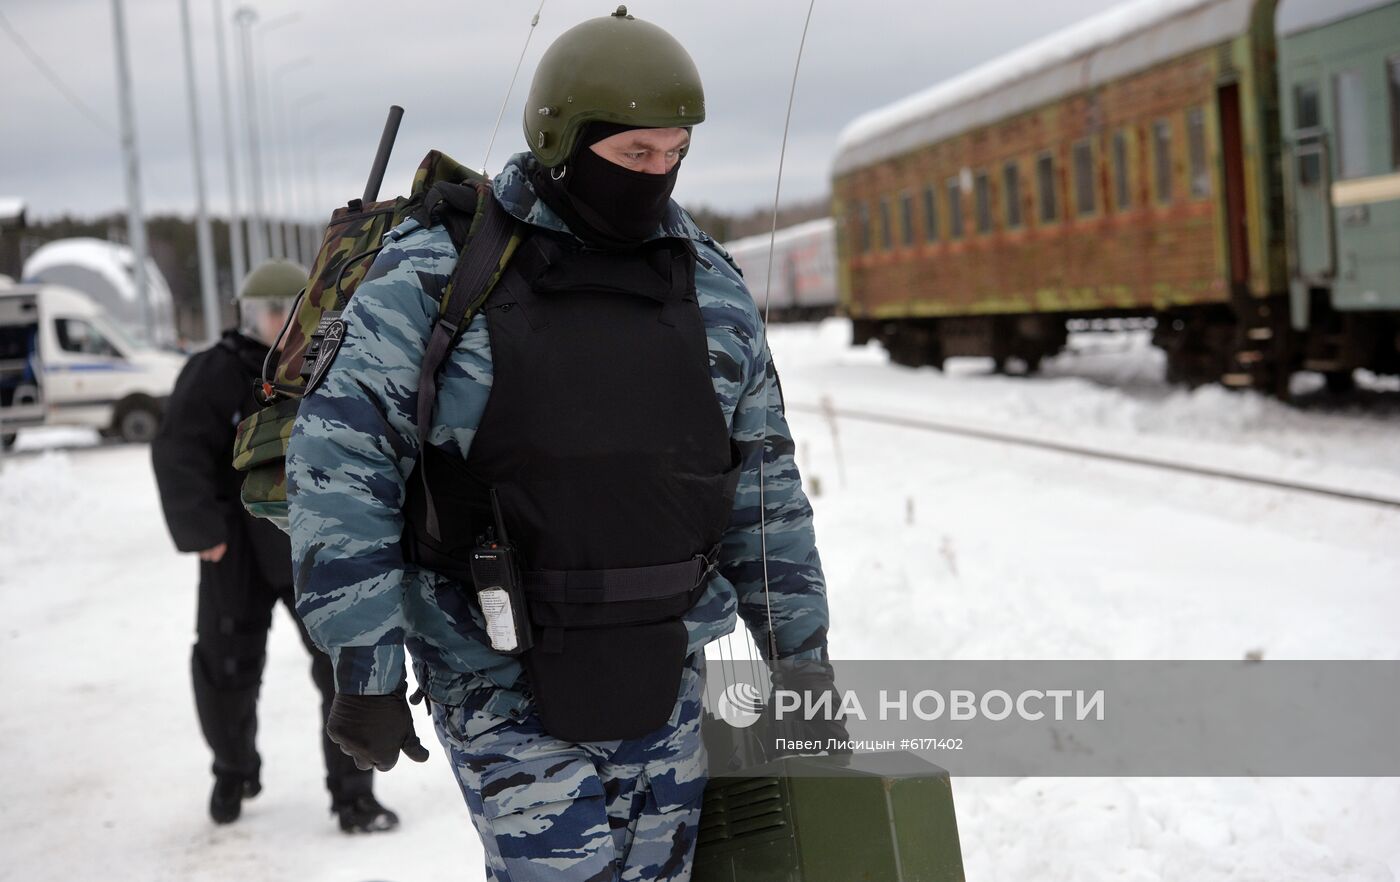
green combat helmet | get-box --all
[523,5,705,168]
[238,259,308,302]
[238,260,305,345]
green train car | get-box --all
[832,0,1399,395]
[1281,0,1400,391]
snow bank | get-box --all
[0,450,118,561]
[762,319,1400,880]
[3,319,1397,880]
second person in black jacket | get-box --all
[150,260,399,833]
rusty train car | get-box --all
[831,0,1400,394]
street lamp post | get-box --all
[232,6,266,267]
[178,0,220,343]
[253,12,300,262]
[211,0,246,298]
[271,58,311,264]
[292,93,327,261]
[110,0,153,344]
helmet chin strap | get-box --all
[755,0,818,665]
[483,0,547,175]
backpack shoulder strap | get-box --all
[414,188,523,540]
[414,180,481,251]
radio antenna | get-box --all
[755,0,817,664]
[489,488,511,545]
[482,0,547,174]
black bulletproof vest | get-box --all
[404,231,741,741]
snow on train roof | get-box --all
[723,217,835,259]
[833,0,1259,176]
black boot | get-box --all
[332,793,400,833]
[209,775,261,824]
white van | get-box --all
[0,277,185,448]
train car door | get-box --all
[1326,55,1400,313]
[1287,74,1337,291]
[1218,83,1255,294]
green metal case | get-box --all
[694,752,965,882]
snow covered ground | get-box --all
[2,318,1397,880]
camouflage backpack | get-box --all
[231,146,522,529]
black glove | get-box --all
[326,684,430,772]
[770,657,853,757]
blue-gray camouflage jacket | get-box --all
[286,152,829,707]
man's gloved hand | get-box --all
[770,657,853,757]
[326,684,431,772]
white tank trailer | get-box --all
[23,238,179,350]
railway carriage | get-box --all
[722,218,838,321]
[1279,0,1400,389]
[831,0,1400,393]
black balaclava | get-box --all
[533,122,684,249]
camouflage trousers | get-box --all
[429,654,708,882]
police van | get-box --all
[0,276,184,449]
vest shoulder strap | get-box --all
[415,188,524,540]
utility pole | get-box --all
[280,93,301,265]
[178,0,220,343]
[253,13,300,263]
[110,0,153,344]
[274,90,299,264]
[212,0,246,296]
[271,58,310,264]
[259,48,282,260]
[307,121,330,260]
[294,93,327,262]
[232,6,266,266]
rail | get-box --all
[788,402,1400,510]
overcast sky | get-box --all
[0,0,1130,221]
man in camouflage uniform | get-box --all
[286,8,830,880]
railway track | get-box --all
[7,406,1399,511]
[787,401,1400,511]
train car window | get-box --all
[1333,68,1369,179]
[878,197,893,251]
[900,192,915,247]
[1388,58,1399,169]
[1072,140,1095,215]
[1294,81,1320,130]
[1152,119,1173,203]
[1036,153,1058,222]
[922,184,939,242]
[1003,161,1023,228]
[855,202,871,254]
[974,172,993,234]
[946,177,964,239]
[1112,130,1131,210]
[1187,108,1211,199]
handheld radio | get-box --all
[467,489,533,655]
